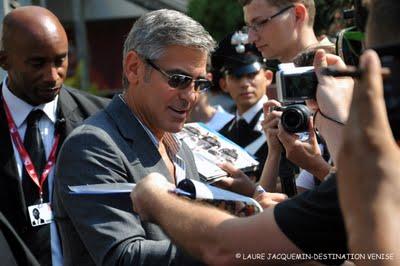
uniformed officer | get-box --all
[212,30,273,179]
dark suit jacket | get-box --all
[0,211,39,266]
[0,85,109,265]
[53,95,201,266]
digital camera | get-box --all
[272,104,312,133]
[276,63,318,103]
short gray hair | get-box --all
[122,9,216,89]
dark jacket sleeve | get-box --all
[0,211,40,266]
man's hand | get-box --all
[214,162,256,197]
[130,173,174,221]
[307,49,354,164]
[277,118,331,180]
[308,49,354,124]
[215,162,288,208]
[254,191,288,209]
[262,100,283,153]
[337,50,400,255]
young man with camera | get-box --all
[259,56,335,193]
[237,0,335,193]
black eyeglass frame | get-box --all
[247,5,295,33]
[145,58,211,92]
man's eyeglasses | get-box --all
[247,5,295,33]
[145,58,211,92]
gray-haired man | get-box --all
[53,9,215,265]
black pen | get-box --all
[321,66,391,78]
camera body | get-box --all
[276,63,318,103]
[275,64,315,133]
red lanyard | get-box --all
[3,98,60,202]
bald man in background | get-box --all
[0,6,109,265]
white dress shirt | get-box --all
[206,105,234,131]
[236,95,268,155]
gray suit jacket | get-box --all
[53,95,201,266]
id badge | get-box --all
[27,203,53,227]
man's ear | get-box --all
[264,69,274,86]
[294,4,307,25]
[123,50,143,87]
[0,51,10,70]
[219,77,228,93]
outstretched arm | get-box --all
[131,173,302,266]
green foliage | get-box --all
[188,0,244,42]
[64,61,100,95]
[344,29,365,41]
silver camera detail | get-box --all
[276,63,318,103]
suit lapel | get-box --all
[56,87,87,157]
[105,96,172,182]
[58,87,80,136]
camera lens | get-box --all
[283,109,303,129]
[281,104,311,133]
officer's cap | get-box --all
[212,30,264,77]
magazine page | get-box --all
[69,179,263,216]
[176,179,263,217]
[176,122,259,182]
[69,183,135,194]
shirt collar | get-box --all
[2,76,58,127]
[237,95,268,123]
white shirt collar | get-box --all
[237,95,268,123]
[2,77,58,127]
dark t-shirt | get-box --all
[274,173,348,265]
